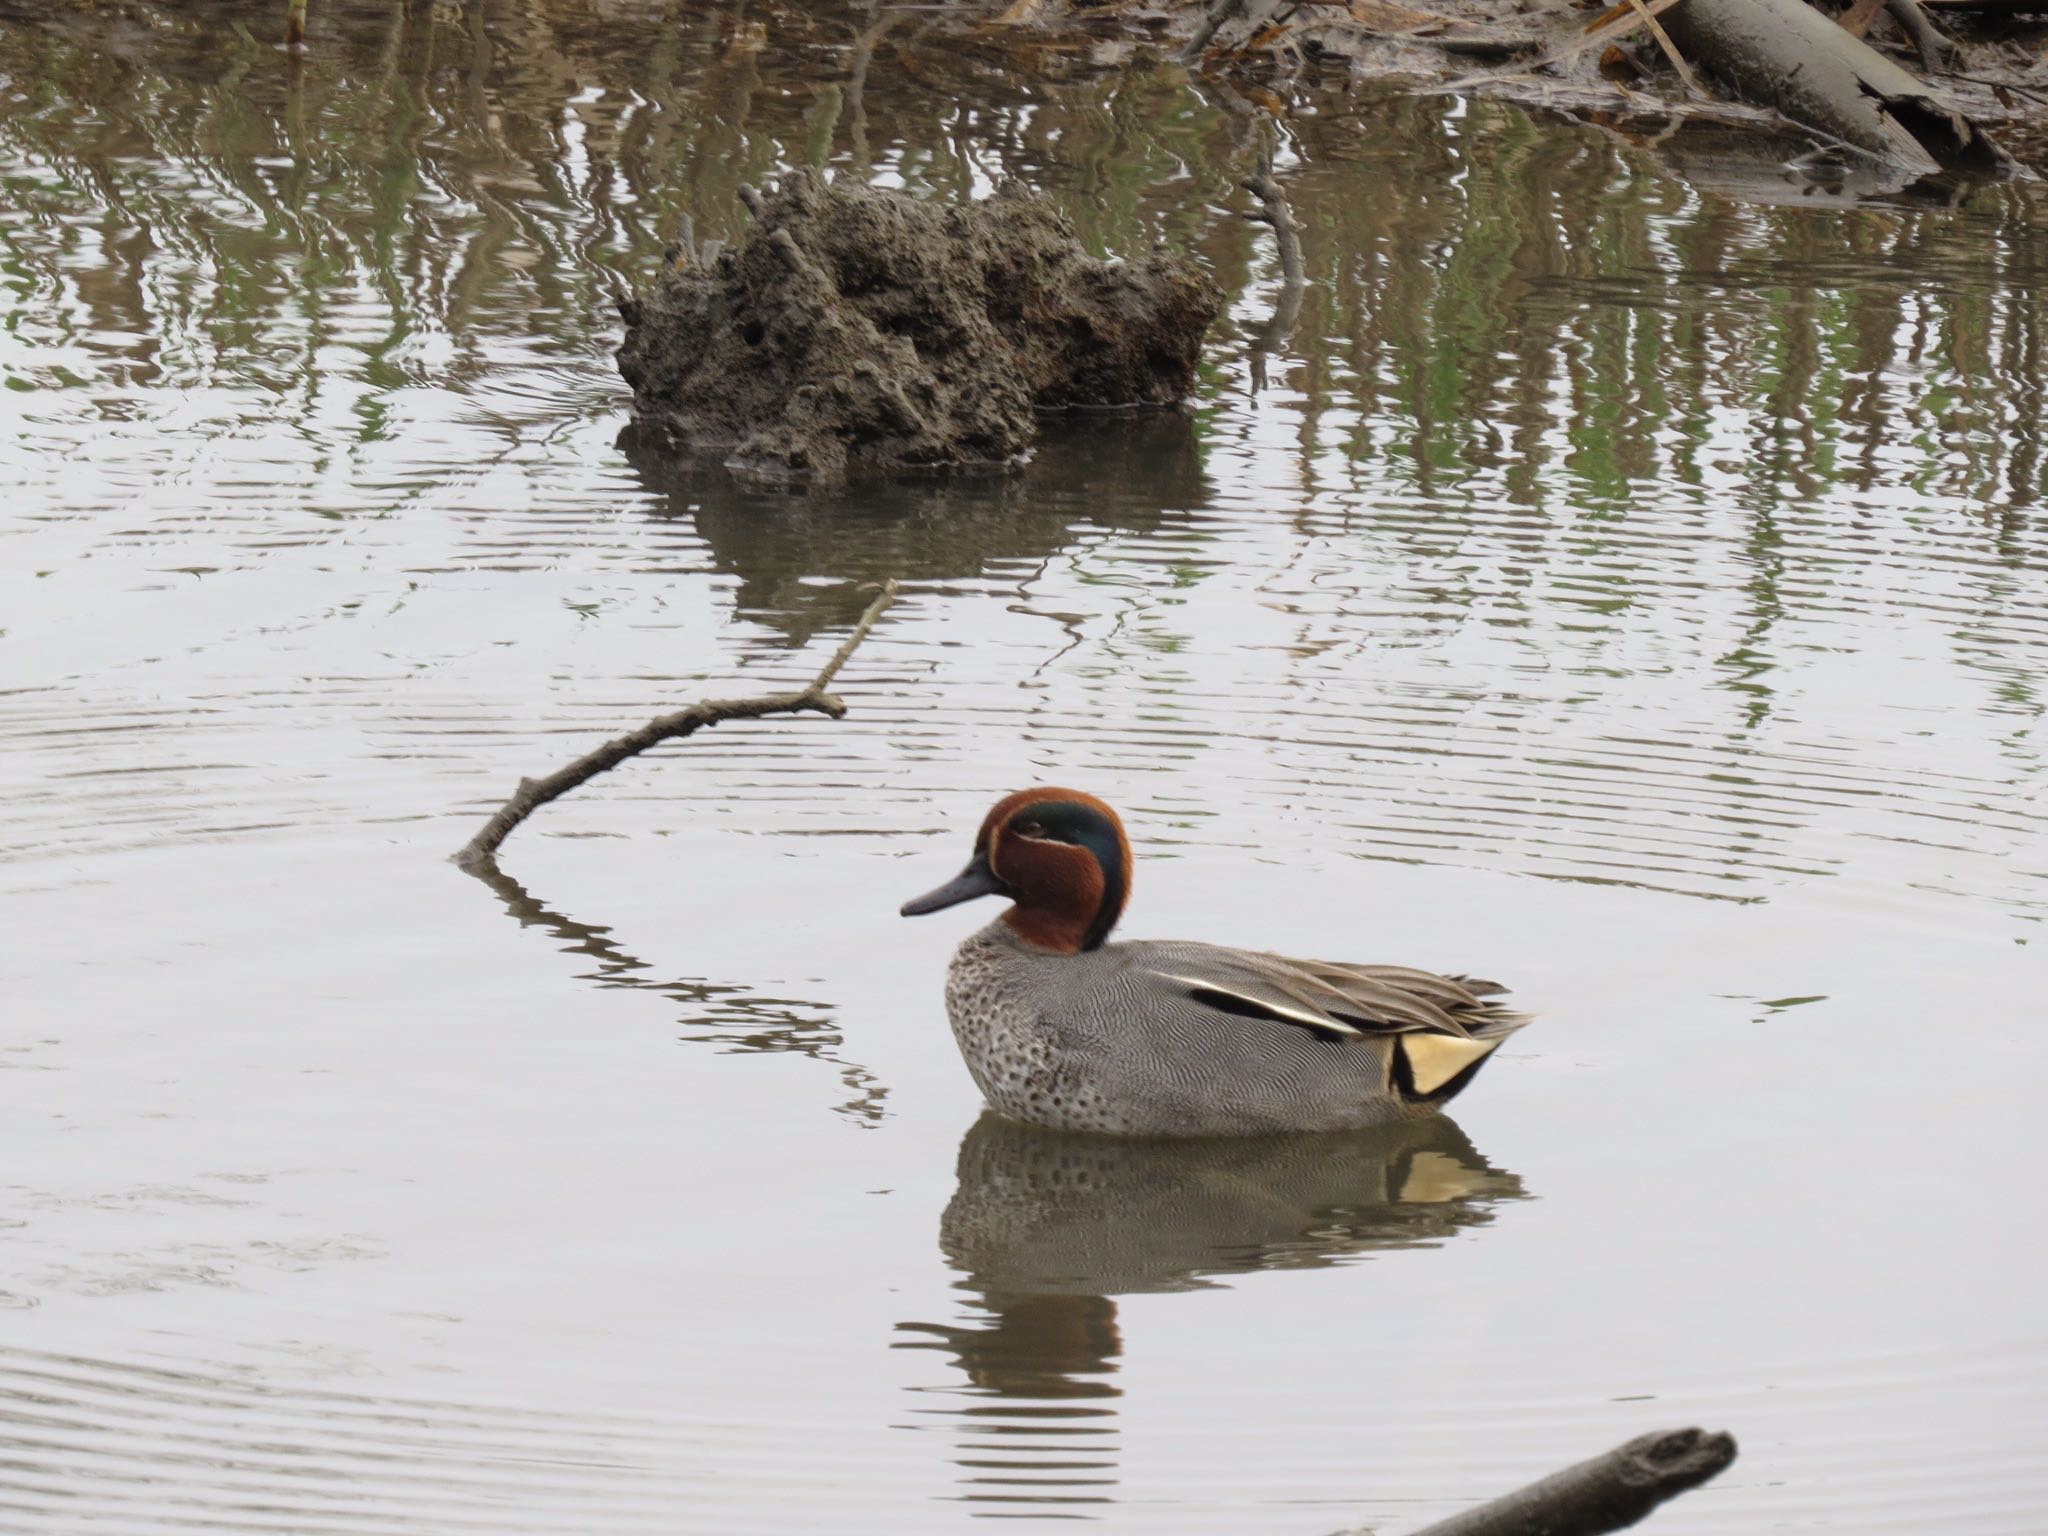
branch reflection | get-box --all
[471,860,888,1125]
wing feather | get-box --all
[1134,943,1524,1047]
[1147,973,1370,1042]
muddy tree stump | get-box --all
[617,171,1222,485]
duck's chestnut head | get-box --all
[901,788,1132,954]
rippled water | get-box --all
[3,2,2044,1532]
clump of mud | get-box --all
[616,171,1222,484]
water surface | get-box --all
[2,3,2044,1532]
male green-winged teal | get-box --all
[901,788,1530,1136]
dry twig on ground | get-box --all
[1624,0,1705,94]
[452,580,899,871]
[1882,0,1950,68]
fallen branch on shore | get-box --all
[1383,1426,1738,1536]
[452,580,899,871]
[982,0,2037,182]
[1625,0,1706,96]
[1434,0,1686,96]
[1880,0,1950,68]
[1653,0,2001,173]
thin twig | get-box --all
[1182,0,1248,61]
[1884,0,1948,69]
[1624,0,1704,95]
[1944,70,2048,104]
[452,580,899,871]
[1393,1426,1738,1536]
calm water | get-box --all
[3,3,2045,1532]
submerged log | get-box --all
[1659,0,2006,174]
[1401,1427,1738,1536]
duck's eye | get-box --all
[1014,818,1047,839]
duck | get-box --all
[900,788,1530,1137]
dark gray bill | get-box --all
[900,852,1009,916]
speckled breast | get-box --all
[943,926,1119,1133]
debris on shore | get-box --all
[616,171,1223,485]
[939,0,2046,182]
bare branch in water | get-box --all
[1383,1427,1738,1536]
[452,580,899,871]
[1241,124,1305,383]
[1241,130,1305,296]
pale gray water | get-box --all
[1,3,2044,1532]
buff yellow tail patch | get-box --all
[1398,1032,1502,1097]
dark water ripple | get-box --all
[2,1334,2043,1533]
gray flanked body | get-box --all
[945,919,1525,1137]
[905,789,1530,1137]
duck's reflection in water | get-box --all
[896,1113,1526,1513]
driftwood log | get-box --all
[1394,1427,1738,1536]
[1659,0,2004,174]
[452,580,898,870]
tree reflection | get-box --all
[2,0,2041,903]
[5,0,2045,519]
